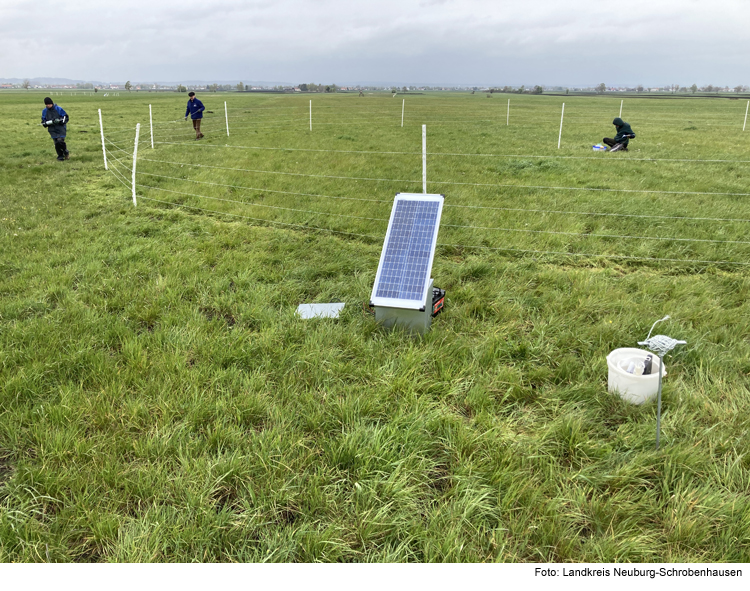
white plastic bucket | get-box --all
[606,348,666,405]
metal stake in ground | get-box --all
[638,315,687,450]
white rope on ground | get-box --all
[137,156,412,188]
[109,121,750,165]
[148,139,750,165]
[109,162,131,185]
[142,117,425,140]
[143,141,750,197]
[156,113,226,125]
[442,222,750,245]
[136,171,390,204]
[444,202,750,223]
[107,151,134,172]
[426,178,750,198]
[131,194,750,267]
[130,157,750,223]
[138,196,382,241]
[108,164,132,189]
[134,173,750,246]
[137,173,750,244]
[104,137,134,156]
[110,117,750,163]
[138,183,389,222]
[435,242,750,266]
[428,150,750,164]
[154,139,417,155]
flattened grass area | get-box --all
[1,90,750,562]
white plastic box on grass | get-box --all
[296,303,345,319]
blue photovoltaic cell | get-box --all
[375,199,440,302]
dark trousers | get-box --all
[192,118,203,138]
[53,137,68,158]
[603,137,628,149]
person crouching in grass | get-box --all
[603,117,635,152]
[185,92,205,139]
[41,97,69,161]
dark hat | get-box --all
[44,97,53,105]
[188,91,195,97]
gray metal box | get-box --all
[374,279,433,335]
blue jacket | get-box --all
[42,104,68,139]
[185,98,205,119]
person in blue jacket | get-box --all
[41,97,70,161]
[184,92,205,139]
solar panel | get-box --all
[371,193,444,310]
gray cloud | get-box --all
[1,0,748,85]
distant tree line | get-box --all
[298,83,339,92]
[488,86,544,94]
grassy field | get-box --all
[1,90,750,562]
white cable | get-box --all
[104,137,133,156]
[130,191,749,267]
[442,223,750,245]
[154,139,421,155]
[132,159,750,223]
[148,141,750,197]
[138,196,381,241]
[435,242,750,266]
[135,172,750,246]
[138,156,409,189]
[427,178,750,198]
[137,172,750,244]
[108,163,132,189]
[444,202,750,223]
[138,183,388,222]
[107,152,133,172]
[150,139,750,165]
[136,170,389,204]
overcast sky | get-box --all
[2,0,748,86]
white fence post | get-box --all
[507,99,510,126]
[98,108,108,171]
[744,101,749,132]
[149,104,154,149]
[558,103,565,149]
[132,124,140,207]
[225,101,229,136]
[309,100,312,131]
[619,100,623,118]
[422,124,427,194]
[401,99,405,128]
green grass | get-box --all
[1,90,750,562]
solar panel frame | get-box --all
[370,193,444,310]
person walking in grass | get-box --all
[603,117,635,152]
[41,97,69,161]
[184,91,205,139]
